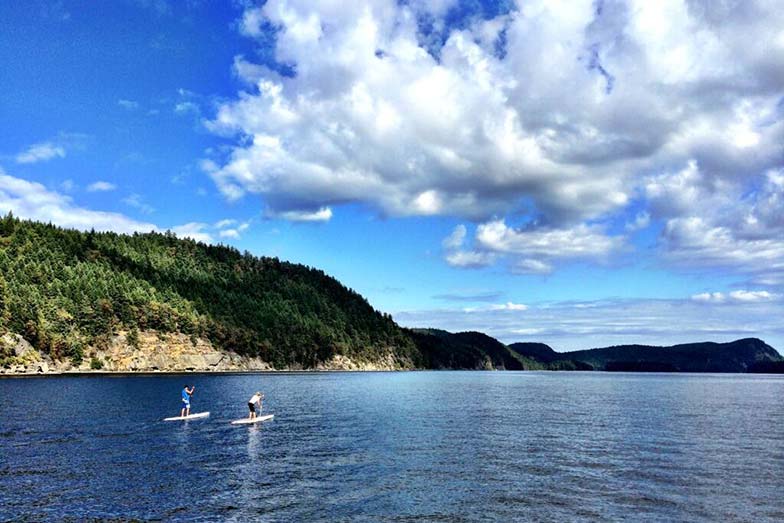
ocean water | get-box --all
[1,371,782,521]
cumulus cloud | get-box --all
[441,219,623,273]
[647,165,784,284]
[476,220,623,260]
[0,168,155,234]
[0,168,252,246]
[16,142,66,164]
[87,181,117,192]
[206,0,784,278]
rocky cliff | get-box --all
[0,330,408,374]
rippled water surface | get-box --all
[1,372,783,521]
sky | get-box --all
[1,0,783,351]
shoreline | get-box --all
[2,368,781,378]
[0,367,422,378]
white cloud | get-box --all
[442,219,623,273]
[0,168,156,234]
[0,168,251,246]
[442,224,466,250]
[647,165,784,283]
[691,292,726,303]
[16,142,66,164]
[118,99,139,110]
[87,181,117,192]
[174,101,200,115]
[729,290,778,302]
[219,229,240,239]
[513,258,553,275]
[273,207,333,222]
[122,193,155,214]
[625,211,650,232]
[172,217,252,243]
[490,302,528,311]
[205,0,784,278]
[444,249,495,269]
[214,219,237,229]
[476,220,623,259]
[171,222,213,243]
[692,290,779,303]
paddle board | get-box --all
[163,412,210,421]
[231,414,274,425]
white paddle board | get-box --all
[231,414,274,425]
[163,412,210,421]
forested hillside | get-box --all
[410,329,544,370]
[0,214,420,368]
[554,338,782,372]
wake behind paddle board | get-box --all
[163,412,210,421]
[231,414,274,425]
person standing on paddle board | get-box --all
[181,385,195,417]
[248,391,263,420]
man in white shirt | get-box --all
[248,391,264,420]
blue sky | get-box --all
[2,0,784,350]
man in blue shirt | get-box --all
[181,385,195,417]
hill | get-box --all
[411,329,544,370]
[508,342,594,370]
[554,338,782,373]
[0,214,420,370]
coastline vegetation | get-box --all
[0,213,419,368]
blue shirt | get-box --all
[182,388,190,402]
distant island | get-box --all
[0,215,781,374]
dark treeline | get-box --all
[0,214,420,368]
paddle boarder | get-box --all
[181,385,195,417]
[248,391,263,420]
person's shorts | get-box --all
[182,401,190,409]
[248,402,255,413]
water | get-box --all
[1,372,782,521]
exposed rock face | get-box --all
[87,331,272,373]
[315,353,406,371]
[1,333,49,374]
[0,331,407,374]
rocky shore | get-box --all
[0,331,407,375]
